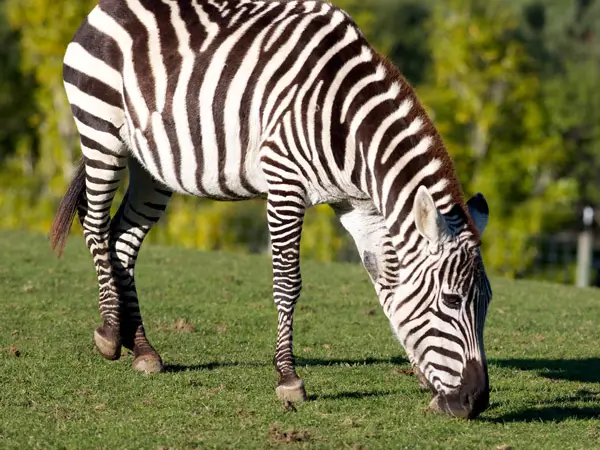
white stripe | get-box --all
[126,0,167,113]
[63,43,122,92]
[134,129,162,184]
[386,158,443,241]
[340,64,386,123]
[321,46,372,181]
[166,1,199,194]
[222,17,275,195]
[293,13,355,183]
[151,112,183,192]
[380,103,422,165]
[89,7,149,129]
[282,111,320,187]
[64,83,123,128]
[347,84,399,207]
[368,94,414,172]
[263,7,341,134]
[75,119,122,154]
[380,136,433,213]
[264,2,298,51]
[193,2,220,52]
[199,2,278,196]
[86,166,124,181]
[228,5,247,27]
[398,178,450,239]
[306,80,323,164]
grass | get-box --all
[1,229,600,449]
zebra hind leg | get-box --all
[266,195,307,403]
[109,159,172,373]
[77,154,128,361]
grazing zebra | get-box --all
[50,0,493,419]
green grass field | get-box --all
[1,229,599,449]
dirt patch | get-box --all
[160,318,195,333]
[391,368,413,376]
[8,346,20,357]
[205,384,225,394]
[268,423,310,444]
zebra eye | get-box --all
[442,293,462,309]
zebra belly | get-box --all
[125,113,268,201]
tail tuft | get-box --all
[50,158,86,257]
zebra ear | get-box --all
[466,193,489,236]
[413,185,448,245]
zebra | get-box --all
[50,0,493,419]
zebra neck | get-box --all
[350,73,467,258]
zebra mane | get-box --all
[369,49,477,237]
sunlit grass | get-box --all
[1,229,599,449]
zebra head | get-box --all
[394,185,492,419]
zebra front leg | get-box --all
[267,196,307,403]
[78,155,127,361]
[110,159,172,373]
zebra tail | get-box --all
[49,158,86,257]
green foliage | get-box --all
[2,230,600,448]
[1,0,97,232]
[419,0,579,276]
[1,0,599,278]
[0,8,37,162]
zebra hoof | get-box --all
[94,326,121,361]
[132,354,164,374]
[276,378,307,403]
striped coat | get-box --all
[51,0,493,419]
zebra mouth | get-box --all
[428,392,473,420]
[425,360,490,420]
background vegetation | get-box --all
[1,0,600,280]
[1,230,600,448]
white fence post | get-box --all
[576,206,595,288]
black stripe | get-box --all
[71,105,121,138]
[64,65,123,109]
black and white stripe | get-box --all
[53,0,493,418]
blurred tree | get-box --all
[0,3,37,165]
[0,0,379,261]
[368,0,432,85]
[1,0,597,279]
[420,0,577,276]
[1,0,97,232]
[519,0,600,212]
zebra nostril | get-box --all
[461,393,473,409]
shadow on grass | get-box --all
[491,357,600,383]
[164,361,266,372]
[486,355,600,423]
[308,390,394,401]
[484,392,600,423]
[297,356,408,367]
[164,356,409,373]
[487,405,600,422]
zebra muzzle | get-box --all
[427,360,490,420]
